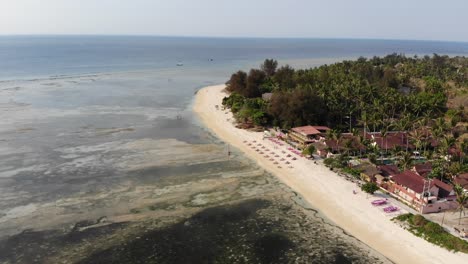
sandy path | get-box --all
[193,84,467,264]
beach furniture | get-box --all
[383,206,399,213]
[371,199,387,206]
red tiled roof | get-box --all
[291,126,321,136]
[454,173,468,189]
[312,126,331,131]
[379,165,400,177]
[366,132,414,150]
[392,170,454,198]
[325,134,366,152]
[391,171,426,193]
[413,163,432,177]
[432,179,453,195]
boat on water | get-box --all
[176,62,183,66]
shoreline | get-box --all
[193,84,467,264]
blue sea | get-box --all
[1,36,468,80]
[0,36,467,263]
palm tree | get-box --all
[394,115,411,153]
[459,139,468,164]
[399,152,414,171]
[410,129,424,156]
[454,184,468,226]
[378,126,388,165]
[439,135,456,161]
[326,129,341,153]
[433,117,447,133]
[335,130,343,154]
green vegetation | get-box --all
[224,54,467,130]
[323,155,349,169]
[302,145,316,156]
[361,182,379,195]
[342,167,362,179]
[223,55,468,180]
[454,184,468,225]
[393,213,468,253]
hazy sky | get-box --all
[1,0,467,42]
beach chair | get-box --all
[371,199,387,206]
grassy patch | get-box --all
[342,167,361,179]
[393,213,468,253]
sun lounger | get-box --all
[383,206,399,213]
[371,200,387,206]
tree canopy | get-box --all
[224,55,467,131]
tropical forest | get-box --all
[222,54,468,182]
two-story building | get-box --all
[288,125,330,148]
[389,170,456,213]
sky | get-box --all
[0,0,467,42]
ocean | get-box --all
[0,36,467,263]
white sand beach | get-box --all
[194,84,468,264]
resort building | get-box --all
[365,131,413,151]
[288,125,330,148]
[324,133,366,155]
[389,170,456,213]
[354,163,381,182]
[412,163,432,178]
[378,164,400,177]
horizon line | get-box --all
[1,34,467,44]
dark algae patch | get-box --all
[0,198,390,264]
[78,200,293,264]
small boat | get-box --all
[176,62,184,66]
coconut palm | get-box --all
[410,129,424,155]
[454,184,468,226]
[433,117,447,133]
[394,115,412,153]
[399,152,414,171]
[380,126,389,155]
[456,138,468,165]
[439,135,456,160]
